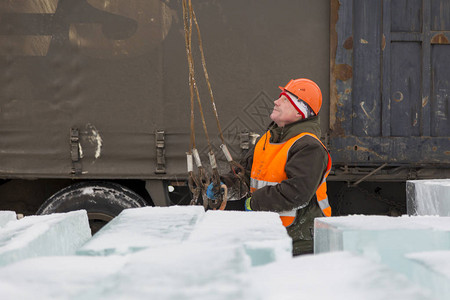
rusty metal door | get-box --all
[330,0,450,165]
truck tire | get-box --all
[36,181,147,234]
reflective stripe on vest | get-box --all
[250,131,332,227]
[250,178,278,192]
[278,210,297,227]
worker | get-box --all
[207,78,332,256]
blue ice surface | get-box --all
[187,210,292,266]
[0,210,91,267]
[406,251,450,300]
[0,255,128,299]
[0,247,433,299]
[100,242,253,300]
[77,206,205,256]
[79,207,292,267]
[247,251,431,300]
[0,204,445,299]
[407,179,450,216]
[314,214,450,299]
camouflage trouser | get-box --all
[287,199,324,256]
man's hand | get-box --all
[206,182,228,210]
[206,182,224,200]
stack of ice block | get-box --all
[103,243,252,299]
[0,207,293,299]
[314,215,450,273]
[0,210,91,267]
[407,179,450,216]
[0,205,442,299]
[0,211,16,227]
[76,207,291,297]
[78,206,205,255]
[404,178,450,298]
[78,207,292,266]
[0,255,128,299]
[247,251,431,300]
[314,215,450,299]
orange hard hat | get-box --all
[279,78,322,115]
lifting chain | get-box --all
[183,0,210,209]
[187,150,209,209]
[183,0,244,210]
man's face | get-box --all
[270,94,302,127]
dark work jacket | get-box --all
[225,116,329,210]
[249,116,329,213]
[223,116,329,254]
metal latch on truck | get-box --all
[155,130,166,174]
[70,128,82,175]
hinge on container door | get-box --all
[155,130,166,174]
[408,168,418,180]
[70,128,82,175]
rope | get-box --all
[182,0,195,150]
[183,0,208,207]
[182,0,248,208]
[183,0,212,153]
[191,8,226,145]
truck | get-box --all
[0,0,448,232]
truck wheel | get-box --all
[36,182,147,234]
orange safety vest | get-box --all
[250,131,332,227]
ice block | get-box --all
[0,251,433,300]
[407,179,450,216]
[102,243,252,300]
[0,210,91,266]
[0,210,439,300]
[247,251,432,300]
[78,206,205,256]
[314,215,450,278]
[188,210,292,266]
[0,255,128,299]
